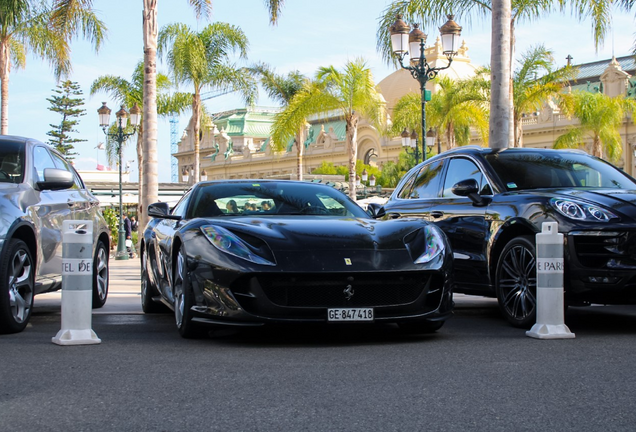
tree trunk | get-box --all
[489,0,512,149]
[593,135,602,158]
[448,122,456,149]
[514,114,524,147]
[295,126,304,181]
[141,0,159,233]
[346,114,359,200]
[509,19,516,147]
[192,92,201,183]
[0,39,10,135]
[136,125,144,231]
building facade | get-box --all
[173,41,636,182]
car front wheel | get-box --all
[173,248,202,338]
[141,249,167,313]
[495,236,537,328]
[0,239,35,334]
[92,239,109,308]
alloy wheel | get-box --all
[174,249,186,328]
[497,240,537,327]
[9,248,33,324]
[95,244,108,302]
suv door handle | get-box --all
[67,199,77,208]
[430,211,444,219]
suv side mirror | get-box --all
[452,179,489,207]
[148,202,181,220]
[366,203,386,219]
[37,168,74,191]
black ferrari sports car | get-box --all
[141,180,453,338]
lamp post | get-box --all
[98,102,141,261]
[400,128,421,165]
[426,128,436,155]
[390,14,461,163]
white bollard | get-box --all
[526,222,575,339]
[52,220,101,345]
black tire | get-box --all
[141,250,167,313]
[92,239,109,308]
[173,247,203,338]
[0,239,35,334]
[398,319,444,334]
[495,236,537,328]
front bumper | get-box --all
[566,231,636,304]
[187,262,453,327]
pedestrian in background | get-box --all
[123,214,134,258]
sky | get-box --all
[7,0,636,183]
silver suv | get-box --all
[0,136,111,334]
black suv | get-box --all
[375,146,636,327]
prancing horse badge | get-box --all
[344,258,352,265]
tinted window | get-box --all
[443,158,491,197]
[171,191,191,217]
[0,140,25,183]
[410,160,444,199]
[188,182,368,218]
[485,151,636,190]
[397,173,417,199]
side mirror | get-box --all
[451,178,489,207]
[366,203,386,219]
[148,202,181,220]
[37,168,74,190]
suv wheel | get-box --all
[0,239,34,334]
[92,239,109,308]
[495,236,537,328]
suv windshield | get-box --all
[485,151,636,191]
[188,181,368,218]
[0,141,25,184]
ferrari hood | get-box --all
[207,216,427,251]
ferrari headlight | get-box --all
[414,226,446,264]
[551,198,617,222]
[200,225,275,266]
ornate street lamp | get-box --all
[426,128,436,154]
[98,102,141,261]
[390,14,461,164]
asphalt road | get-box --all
[2,259,636,431]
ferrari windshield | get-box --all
[485,151,636,191]
[0,141,25,184]
[188,181,368,218]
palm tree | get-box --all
[390,75,489,152]
[0,0,105,134]
[141,0,282,235]
[158,22,258,184]
[91,61,191,217]
[271,59,386,200]
[512,45,576,147]
[250,62,307,179]
[554,91,636,161]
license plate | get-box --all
[327,308,374,322]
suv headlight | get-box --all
[551,198,617,222]
[201,225,275,266]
